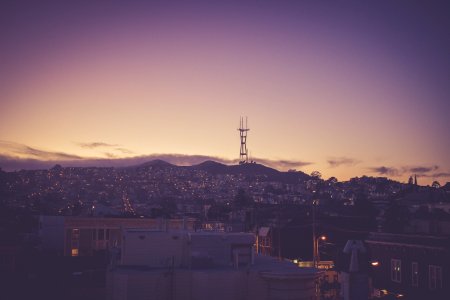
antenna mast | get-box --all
[238,117,250,164]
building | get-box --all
[256,226,273,256]
[366,232,449,299]
[106,229,320,300]
[38,216,196,256]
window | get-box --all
[231,245,252,267]
[429,265,442,290]
[391,259,401,283]
[98,229,104,241]
[72,228,80,239]
[71,228,80,250]
[411,262,419,287]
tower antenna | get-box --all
[238,116,250,164]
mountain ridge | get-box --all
[134,159,310,183]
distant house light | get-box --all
[391,259,401,283]
[71,248,79,256]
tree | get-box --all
[327,177,338,185]
[353,191,377,230]
[431,181,441,188]
[234,188,252,208]
[159,197,177,217]
[311,171,322,179]
[207,203,231,221]
[384,201,411,233]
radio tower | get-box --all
[238,117,250,164]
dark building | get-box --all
[38,216,196,256]
[366,232,449,299]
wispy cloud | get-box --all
[409,166,439,174]
[77,141,134,155]
[0,142,312,172]
[103,152,118,158]
[368,166,402,177]
[417,172,450,179]
[368,164,447,180]
[0,141,82,160]
[114,147,134,154]
[254,158,312,170]
[77,142,119,149]
[327,157,359,168]
[432,172,450,178]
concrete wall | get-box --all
[189,233,254,267]
[107,268,317,300]
[38,215,65,255]
[121,231,187,267]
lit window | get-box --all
[391,259,401,283]
[429,265,442,290]
[411,262,419,287]
[71,248,79,256]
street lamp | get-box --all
[314,235,326,268]
[312,199,320,268]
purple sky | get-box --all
[1,1,449,184]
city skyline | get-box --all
[1,1,449,184]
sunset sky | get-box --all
[1,1,449,184]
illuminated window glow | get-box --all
[391,259,401,283]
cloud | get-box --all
[409,165,439,174]
[114,147,134,154]
[0,155,57,170]
[417,172,450,179]
[77,142,119,149]
[368,166,402,177]
[103,152,118,158]
[253,158,312,170]
[0,142,312,172]
[327,157,359,168]
[368,164,445,178]
[0,141,82,161]
[432,172,450,178]
[76,142,134,155]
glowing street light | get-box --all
[314,235,327,268]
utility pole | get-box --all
[312,199,318,268]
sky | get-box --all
[1,0,449,184]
